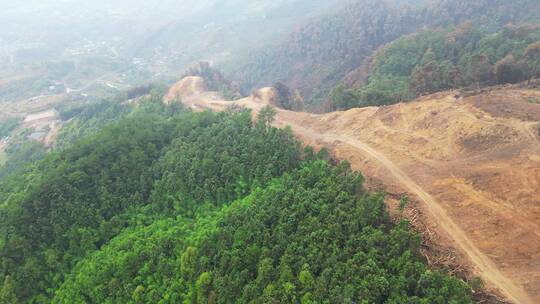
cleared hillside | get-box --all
[169,77,540,303]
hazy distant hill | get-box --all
[0,0,344,104]
[231,0,540,106]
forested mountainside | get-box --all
[232,0,420,103]
[0,98,473,303]
[232,0,540,108]
[329,23,540,110]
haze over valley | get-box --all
[0,1,539,303]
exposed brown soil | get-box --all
[167,78,540,304]
[163,76,207,104]
[470,90,540,122]
[22,109,58,124]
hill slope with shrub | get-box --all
[329,23,540,110]
[0,101,473,303]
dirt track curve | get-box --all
[287,123,533,304]
[166,77,540,304]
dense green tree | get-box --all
[524,40,540,78]
[495,54,525,83]
[0,276,18,304]
[273,82,293,110]
[466,53,493,89]
[329,84,360,110]
[0,141,45,181]
[52,161,472,303]
[54,100,131,150]
[0,118,19,139]
[256,105,277,130]
[188,161,472,303]
[0,104,302,302]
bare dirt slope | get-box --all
[163,76,207,104]
[167,77,540,304]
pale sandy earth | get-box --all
[23,109,58,123]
